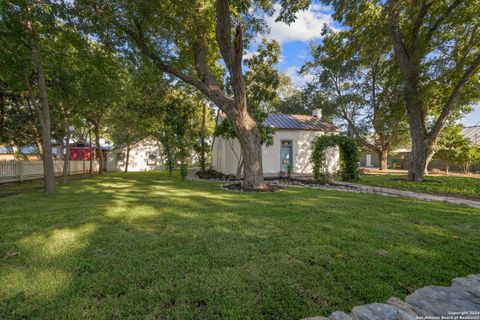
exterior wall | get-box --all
[107,136,164,172]
[212,130,340,175]
[211,136,242,175]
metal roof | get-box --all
[263,113,339,132]
[461,125,480,144]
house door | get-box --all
[280,140,293,173]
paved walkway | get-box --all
[303,274,480,320]
[332,181,480,209]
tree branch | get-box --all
[410,0,433,50]
[215,0,246,111]
[215,0,235,73]
[386,0,413,76]
[429,54,480,142]
[119,21,232,109]
[424,0,462,44]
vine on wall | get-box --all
[311,135,359,181]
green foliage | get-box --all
[274,81,329,118]
[434,125,471,171]
[0,84,38,149]
[434,124,480,174]
[302,21,408,153]
[107,62,168,149]
[155,89,208,180]
[311,135,359,181]
[457,145,480,174]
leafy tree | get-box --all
[71,0,301,189]
[157,89,200,180]
[79,44,124,174]
[457,145,480,174]
[313,0,480,181]
[107,62,168,172]
[0,0,59,192]
[0,83,39,153]
[303,22,408,170]
[46,26,92,182]
[434,124,471,174]
[275,81,327,116]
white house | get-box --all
[107,135,164,172]
[212,109,341,176]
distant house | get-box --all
[107,136,164,172]
[0,145,41,161]
[69,141,109,161]
[462,125,480,145]
[360,124,480,171]
[212,109,340,176]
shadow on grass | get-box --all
[1,171,479,319]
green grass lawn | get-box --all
[358,174,480,200]
[1,172,479,319]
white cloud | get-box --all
[283,65,315,88]
[266,4,333,44]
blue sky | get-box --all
[262,3,480,126]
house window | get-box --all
[116,152,125,165]
[147,153,157,165]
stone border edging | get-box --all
[302,274,480,320]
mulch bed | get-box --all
[195,169,236,181]
[222,183,284,193]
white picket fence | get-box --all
[0,160,99,184]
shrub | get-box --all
[311,135,359,181]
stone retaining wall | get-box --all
[303,274,480,320]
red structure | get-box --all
[69,142,108,161]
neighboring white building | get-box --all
[212,109,341,176]
[107,135,164,172]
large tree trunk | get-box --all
[24,17,56,193]
[408,130,431,181]
[199,100,207,172]
[230,109,265,189]
[444,161,449,175]
[93,123,104,175]
[124,144,130,173]
[387,1,480,182]
[377,149,388,171]
[88,127,93,174]
[62,129,71,184]
[38,115,56,192]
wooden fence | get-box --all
[0,160,99,184]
